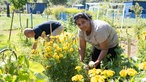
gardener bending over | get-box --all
[24,20,64,49]
[73,12,119,68]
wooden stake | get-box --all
[50,23,52,36]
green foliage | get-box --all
[98,16,114,27]
[47,54,79,82]
[49,0,67,5]
[0,54,48,81]
[131,2,143,18]
[136,30,146,62]
[44,6,85,20]
[50,6,66,20]
[9,0,28,9]
[133,19,145,35]
[64,8,84,14]
[29,61,45,73]
[61,21,78,33]
[132,18,146,61]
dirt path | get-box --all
[121,39,137,57]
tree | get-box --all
[49,0,67,5]
[42,0,49,3]
[131,2,143,18]
[8,0,28,41]
[9,0,28,9]
[0,0,10,4]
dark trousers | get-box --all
[91,45,117,68]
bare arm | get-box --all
[94,39,109,67]
[32,40,38,50]
[78,37,86,62]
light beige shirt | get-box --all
[78,20,118,49]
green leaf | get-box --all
[29,61,45,73]
[9,63,15,74]
[25,56,29,68]
[34,73,48,80]
[17,55,25,65]
[29,71,36,80]
[18,73,29,81]
[4,74,12,81]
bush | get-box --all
[35,32,81,81]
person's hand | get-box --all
[88,61,95,68]
[94,60,100,68]
[81,63,89,70]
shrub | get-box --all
[35,32,80,82]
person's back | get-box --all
[33,21,62,39]
[24,20,64,49]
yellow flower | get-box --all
[90,76,98,82]
[56,47,62,52]
[53,53,59,60]
[119,69,127,77]
[102,70,115,77]
[139,62,146,70]
[42,31,46,35]
[88,68,97,77]
[139,63,144,69]
[45,46,52,52]
[98,75,105,82]
[90,75,105,82]
[107,70,115,77]
[127,68,137,76]
[53,43,59,48]
[50,36,55,39]
[71,74,83,82]
[44,56,47,60]
[77,74,83,81]
[59,54,63,58]
[63,46,68,51]
[143,31,146,35]
[143,62,146,70]
[59,38,65,42]
[49,41,53,44]
[54,35,59,39]
[69,48,74,52]
[0,70,2,74]
[72,75,78,81]
[31,49,38,54]
[96,69,102,75]
[44,54,48,58]
[75,66,82,71]
[63,43,69,47]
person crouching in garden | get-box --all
[24,20,64,50]
[73,12,119,68]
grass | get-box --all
[0,14,49,30]
[0,14,48,56]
